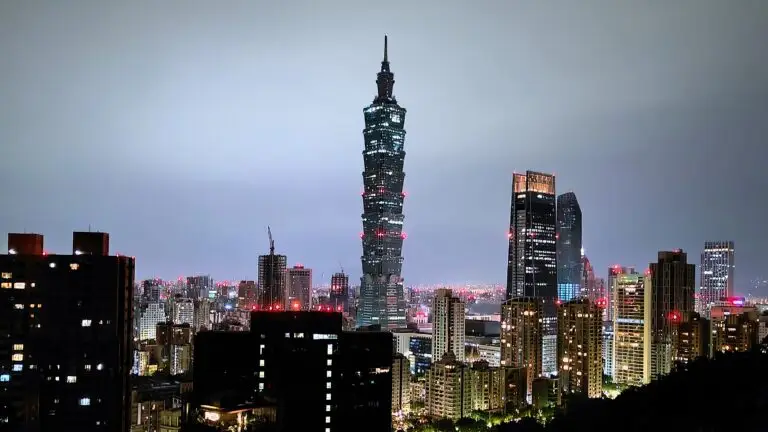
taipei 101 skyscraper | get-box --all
[357,36,408,330]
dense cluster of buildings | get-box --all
[2,36,766,432]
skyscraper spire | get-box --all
[375,35,394,102]
[383,34,388,64]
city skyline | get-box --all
[2,1,768,292]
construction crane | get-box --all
[267,226,275,255]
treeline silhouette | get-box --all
[499,350,768,432]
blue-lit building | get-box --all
[556,192,582,302]
[409,335,432,376]
[357,36,408,330]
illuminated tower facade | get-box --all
[500,297,543,399]
[612,268,651,386]
[557,298,602,398]
[556,192,582,302]
[698,241,735,316]
[506,171,557,375]
[358,36,407,330]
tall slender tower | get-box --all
[556,192,582,302]
[698,241,735,316]
[358,36,408,330]
[506,171,557,375]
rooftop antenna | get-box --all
[383,34,388,63]
[339,261,345,275]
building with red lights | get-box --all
[257,238,287,310]
[329,272,350,315]
[285,264,312,310]
[710,299,759,355]
[649,250,696,380]
[0,232,134,431]
[358,36,408,330]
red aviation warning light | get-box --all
[359,232,365,239]
[401,191,407,198]
[555,299,562,305]
[507,232,513,240]
[668,311,681,323]
[292,301,300,310]
[400,232,407,240]
[336,305,343,311]
[595,297,608,308]
[376,230,385,238]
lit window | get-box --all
[326,405,331,412]
[259,360,264,367]
[67,376,77,383]
[13,344,23,351]
[258,383,264,391]
[326,382,332,389]
[325,416,331,424]
[327,344,333,355]
[326,371,332,378]
[81,320,92,327]
[29,304,35,308]
[12,364,22,372]
[49,263,56,268]
[1,272,11,279]
[294,333,304,338]
[14,304,23,309]
[11,354,23,361]
[0,374,9,382]
[1,282,11,289]
[259,371,264,378]
[84,364,92,371]
[327,359,332,366]
[96,363,104,371]
[37,304,41,308]
[326,429,331,432]
[13,282,25,289]
[70,263,79,270]
[79,397,90,406]
[326,393,331,400]
[285,333,291,338]
[259,344,265,355]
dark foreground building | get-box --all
[193,311,393,431]
[0,232,134,431]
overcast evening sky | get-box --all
[1,1,767,293]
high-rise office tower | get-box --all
[506,171,557,375]
[612,268,651,386]
[257,229,287,310]
[139,302,167,341]
[358,36,408,330]
[285,264,312,310]
[501,297,543,399]
[0,232,134,431]
[557,298,602,398]
[650,250,695,379]
[698,241,735,316]
[676,312,709,363]
[171,297,194,326]
[556,192,582,302]
[431,289,466,363]
[709,299,759,355]
[330,272,350,314]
